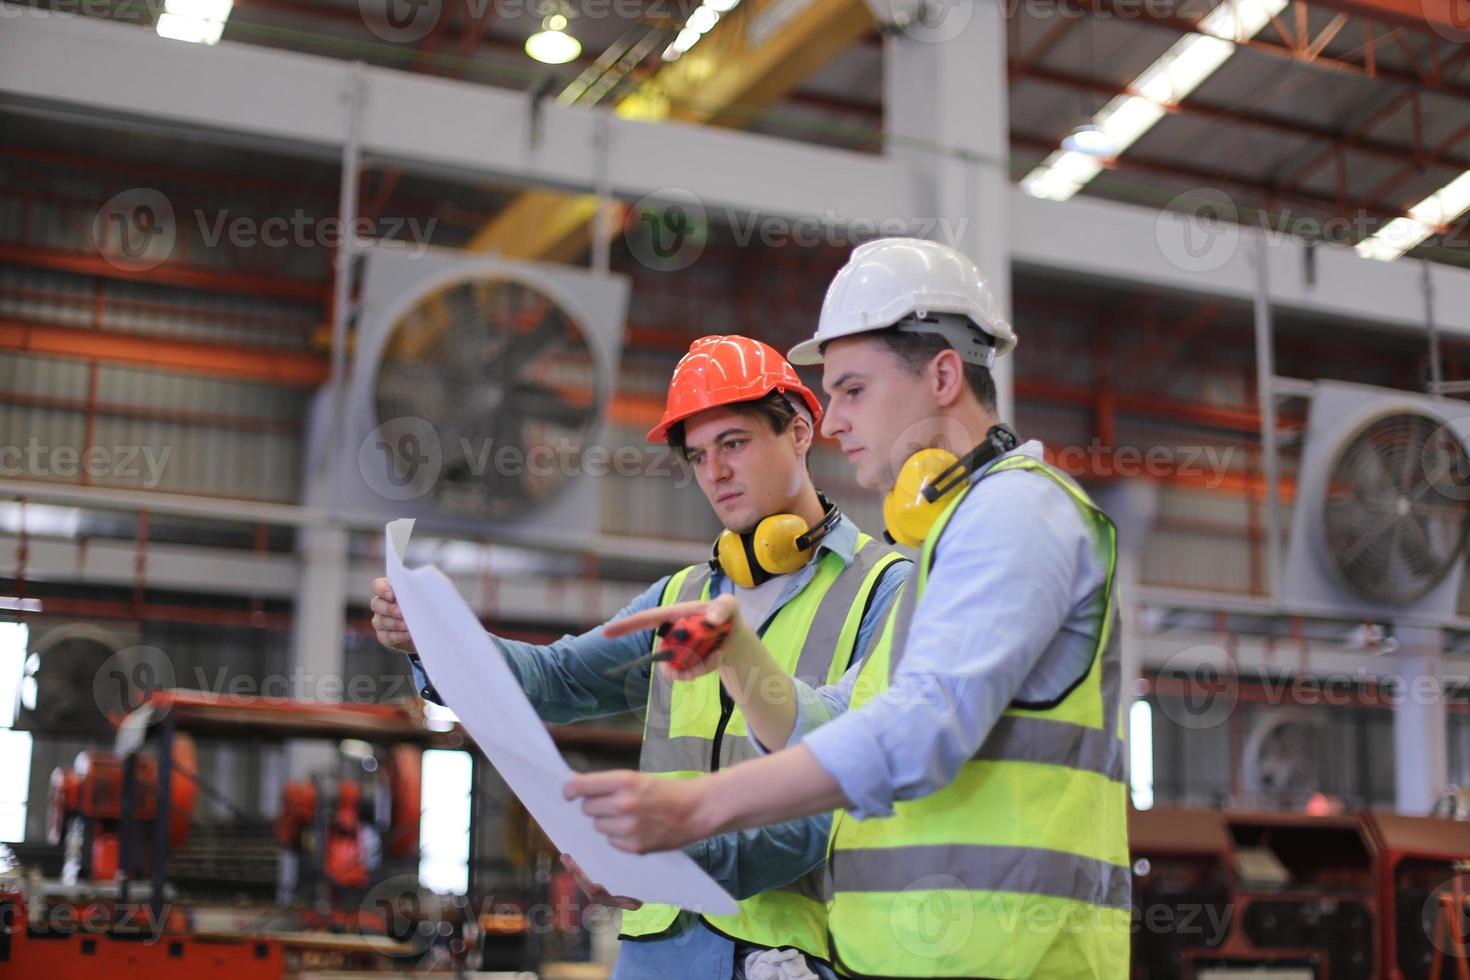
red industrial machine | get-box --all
[2,689,641,978]
[47,735,199,885]
[1130,806,1470,979]
[3,693,464,977]
[273,743,421,897]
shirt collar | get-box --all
[818,512,862,566]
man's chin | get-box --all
[716,508,758,534]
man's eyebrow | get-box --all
[685,426,753,453]
[823,371,866,395]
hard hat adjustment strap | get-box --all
[893,314,997,368]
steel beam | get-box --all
[0,7,914,222]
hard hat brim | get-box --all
[786,337,825,365]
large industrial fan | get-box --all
[14,623,144,736]
[1282,381,1470,623]
[1242,710,1324,807]
[310,245,629,537]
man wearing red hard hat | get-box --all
[372,335,906,979]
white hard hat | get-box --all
[787,238,1016,367]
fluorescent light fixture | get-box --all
[672,26,702,53]
[687,5,720,34]
[705,0,741,11]
[1199,0,1282,39]
[662,43,682,61]
[1095,95,1168,154]
[525,16,582,65]
[1133,35,1234,107]
[1020,148,1105,202]
[1021,0,1286,202]
[1356,169,1470,261]
[155,0,233,45]
[0,598,41,614]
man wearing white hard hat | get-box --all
[569,238,1129,978]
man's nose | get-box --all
[821,406,843,439]
[700,455,730,483]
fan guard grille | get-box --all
[1322,412,1470,605]
[372,277,603,521]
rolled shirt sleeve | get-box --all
[746,556,910,754]
[408,577,668,724]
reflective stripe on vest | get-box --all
[826,457,1131,979]
[622,536,907,960]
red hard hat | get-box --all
[646,335,824,443]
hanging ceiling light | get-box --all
[525,13,581,65]
[1061,123,1115,158]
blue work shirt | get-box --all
[407,514,907,978]
[766,441,1111,819]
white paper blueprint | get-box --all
[386,519,737,914]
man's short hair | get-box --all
[869,326,998,412]
[666,390,806,459]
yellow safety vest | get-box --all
[622,534,906,961]
[826,456,1131,978]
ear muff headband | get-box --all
[883,424,1019,547]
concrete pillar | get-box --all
[288,524,349,778]
[1093,480,1159,761]
[880,0,1013,422]
[1394,625,1448,815]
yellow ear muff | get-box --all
[715,528,760,589]
[752,513,814,577]
[884,448,963,547]
[713,508,829,587]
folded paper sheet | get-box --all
[385,519,737,913]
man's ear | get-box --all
[930,349,967,408]
[789,414,815,456]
